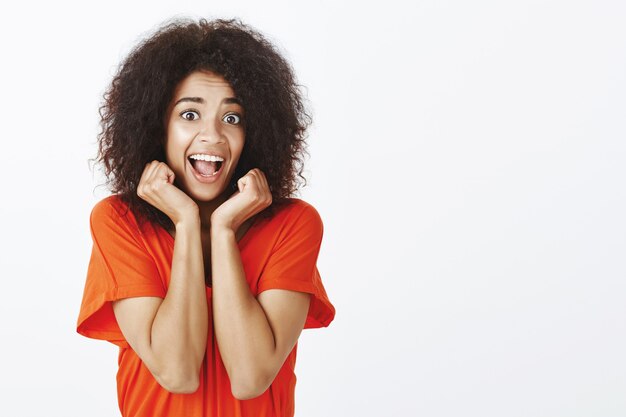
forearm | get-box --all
[211,226,276,396]
[151,217,208,385]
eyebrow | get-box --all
[174,97,243,106]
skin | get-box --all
[111,71,311,399]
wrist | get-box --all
[174,211,201,231]
[210,223,236,240]
[210,212,239,234]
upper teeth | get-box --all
[189,154,224,162]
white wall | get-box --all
[1,0,625,416]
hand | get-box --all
[137,161,199,225]
[211,168,272,232]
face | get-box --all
[164,70,245,203]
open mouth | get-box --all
[188,154,224,177]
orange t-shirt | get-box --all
[77,195,335,417]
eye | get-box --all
[223,113,242,125]
[181,110,199,121]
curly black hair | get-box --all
[95,18,311,231]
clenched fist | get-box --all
[210,168,272,232]
[137,161,199,225]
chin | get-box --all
[184,181,234,204]
[187,188,223,203]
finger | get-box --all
[237,175,249,193]
[248,169,265,185]
[166,169,175,184]
[249,168,267,184]
[140,162,173,198]
[144,163,172,188]
[247,171,265,194]
[246,171,271,206]
[155,162,175,184]
[140,161,157,178]
[142,160,161,183]
[138,162,157,197]
[250,169,271,198]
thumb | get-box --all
[156,164,175,184]
[166,170,175,184]
[237,176,248,193]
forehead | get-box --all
[172,70,235,100]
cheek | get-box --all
[233,134,246,158]
[165,124,193,163]
[167,122,191,144]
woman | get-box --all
[77,18,335,417]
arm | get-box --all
[112,217,207,394]
[112,161,207,394]
[210,169,311,400]
[211,227,311,400]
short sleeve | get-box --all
[76,198,166,347]
[257,203,335,329]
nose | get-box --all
[196,117,225,144]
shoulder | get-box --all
[260,198,323,242]
[274,198,321,219]
[270,198,322,227]
[90,195,129,220]
[89,195,142,239]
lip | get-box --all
[187,158,224,184]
